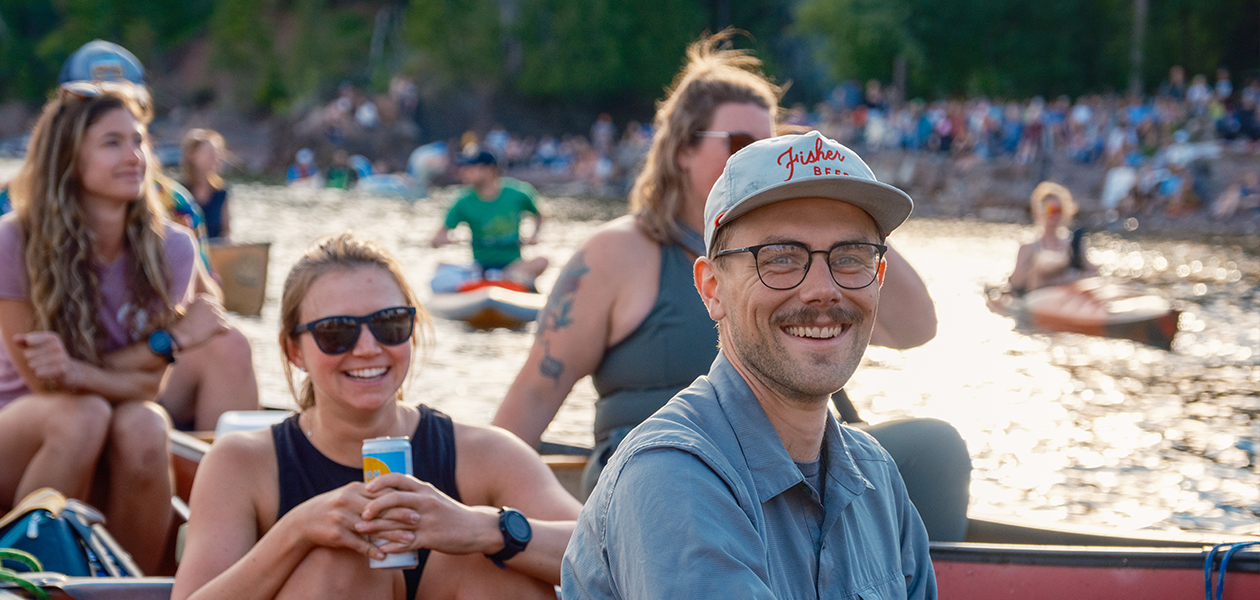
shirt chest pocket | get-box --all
[855,573,909,600]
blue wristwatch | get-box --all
[486,507,531,569]
[148,330,177,363]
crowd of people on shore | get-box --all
[255,56,1260,224]
[444,66,1260,220]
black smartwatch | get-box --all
[486,507,531,569]
[148,329,178,363]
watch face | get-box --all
[504,510,531,542]
[150,330,172,353]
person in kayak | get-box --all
[172,233,579,600]
[561,132,935,599]
[1007,181,1098,295]
[58,39,259,431]
[492,31,970,542]
[0,82,234,572]
[430,150,548,287]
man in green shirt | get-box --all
[432,150,548,284]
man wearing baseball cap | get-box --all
[562,131,935,599]
[431,149,548,285]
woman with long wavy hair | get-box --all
[0,82,232,572]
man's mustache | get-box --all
[771,304,865,328]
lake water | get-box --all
[221,182,1258,537]
[1,156,1255,537]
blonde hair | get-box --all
[1030,181,1078,226]
[629,29,782,245]
[11,86,174,364]
[279,232,433,410]
[179,128,225,189]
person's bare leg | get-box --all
[505,257,550,290]
[160,326,259,431]
[0,394,110,509]
[417,551,556,600]
[276,546,401,600]
[103,401,173,573]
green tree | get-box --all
[513,0,704,101]
[0,0,61,101]
[797,0,1131,99]
[405,0,503,87]
[0,0,213,102]
[1144,0,1259,84]
[209,0,374,113]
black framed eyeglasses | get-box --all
[292,306,416,355]
[714,242,888,290]
[694,131,758,155]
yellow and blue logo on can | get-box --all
[362,436,412,482]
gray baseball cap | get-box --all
[703,131,913,252]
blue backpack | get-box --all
[0,488,140,578]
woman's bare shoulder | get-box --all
[201,428,278,480]
[579,216,658,262]
[451,421,533,458]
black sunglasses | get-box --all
[292,306,416,355]
[694,131,758,155]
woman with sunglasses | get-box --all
[1008,181,1097,295]
[0,82,233,572]
[172,233,578,600]
[492,31,969,542]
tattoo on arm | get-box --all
[540,340,563,381]
[536,252,591,381]
[538,252,589,335]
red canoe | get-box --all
[986,277,1180,349]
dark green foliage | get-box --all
[210,0,376,112]
[0,0,1256,111]
[0,0,213,101]
[512,0,704,101]
[796,0,1257,99]
[405,0,504,87]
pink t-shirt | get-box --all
[0,213,197,405]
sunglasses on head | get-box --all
[694,131,758,155]
[58,80,139,101]
[292,306,416,355]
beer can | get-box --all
[362,436,419,569]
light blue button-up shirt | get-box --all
[562,352,936,599]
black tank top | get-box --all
[272,405,459,600]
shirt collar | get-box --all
[709,352,874,504]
